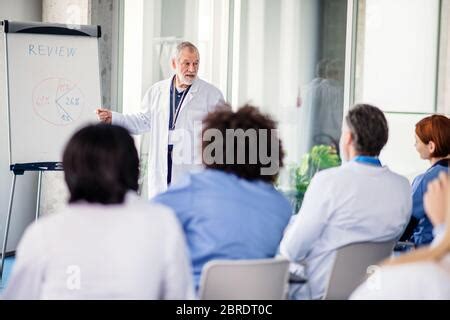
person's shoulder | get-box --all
[381,261,450,291]
[126,196,182,228]
[312,164,344,182]
[297,166,342,197]
[16,208,72,248]
[191,169,228,183]
[381,261,439,276]
[154,77,172,87]
[168,173,195,192]
[426,163,449,180]
[130,196,174,216]
[271,188,295,218]
[412,171,426,185]
[145,78,172,93]
[196,78,218,89]
[32,207,73,229]
[382,167,411,186]
[351,261,450,299]
[145,202,180,225]
[410,166,440,191]
[386,261,450,283]
[196,78,223,96]
[152,174,194,203]
[141,78,171,104]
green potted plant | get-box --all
[293,144,341,213]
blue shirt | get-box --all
[411,159,449,246]
[353,155,382,167]
[153,169,292,287]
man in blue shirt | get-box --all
[153,105,292,288]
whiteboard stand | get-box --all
[0,163,63,282]
[0,20,101,283]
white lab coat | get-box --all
[1,193,194,300]
[350,226,450,300]
[350,254,450,300]
[112,77,225,198]
[280,161,412,300]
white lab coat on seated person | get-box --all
[2,193,194,300]
[112,77,225,198]
[279,161,412,300]
[349,254,450,300]
[350,224,450,300]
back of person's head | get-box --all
[201,105,284,184]
[315,59,329,78]
[325,59,342,81]
[345,104,388,156]
[415,115,450,158]
[63,124,139,205]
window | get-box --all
[353,0,450,180]
[231,0,348,189]
[122,0,229,117]
[121,0,230,195]
[120,0,348,196]
[355,0,440,113]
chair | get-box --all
[198,258,290,300]
[323,240,396,300]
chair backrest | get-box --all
[199,258,290,300]
[323,240,396,300]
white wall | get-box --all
[354,0,442,180]
[358,0,439,112]
[0,0,42,254]
[380,113,430,181]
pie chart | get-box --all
[32,77,85,126]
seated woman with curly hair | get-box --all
[154,105,292,289]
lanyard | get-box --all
[170,76,191,130]
[353,155,382,167]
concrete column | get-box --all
[91,0,115,109]
[42,0,89,24]
[39,0,90,216]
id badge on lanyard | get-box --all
[169,78,190,145]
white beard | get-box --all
[179,74,196,86]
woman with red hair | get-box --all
[402,115,450,247]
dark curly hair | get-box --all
[201,105,284,184]
[63,124,139,205]
[345,104,389,156]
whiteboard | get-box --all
[4,23,101,165]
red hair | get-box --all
[415,115,450,157]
